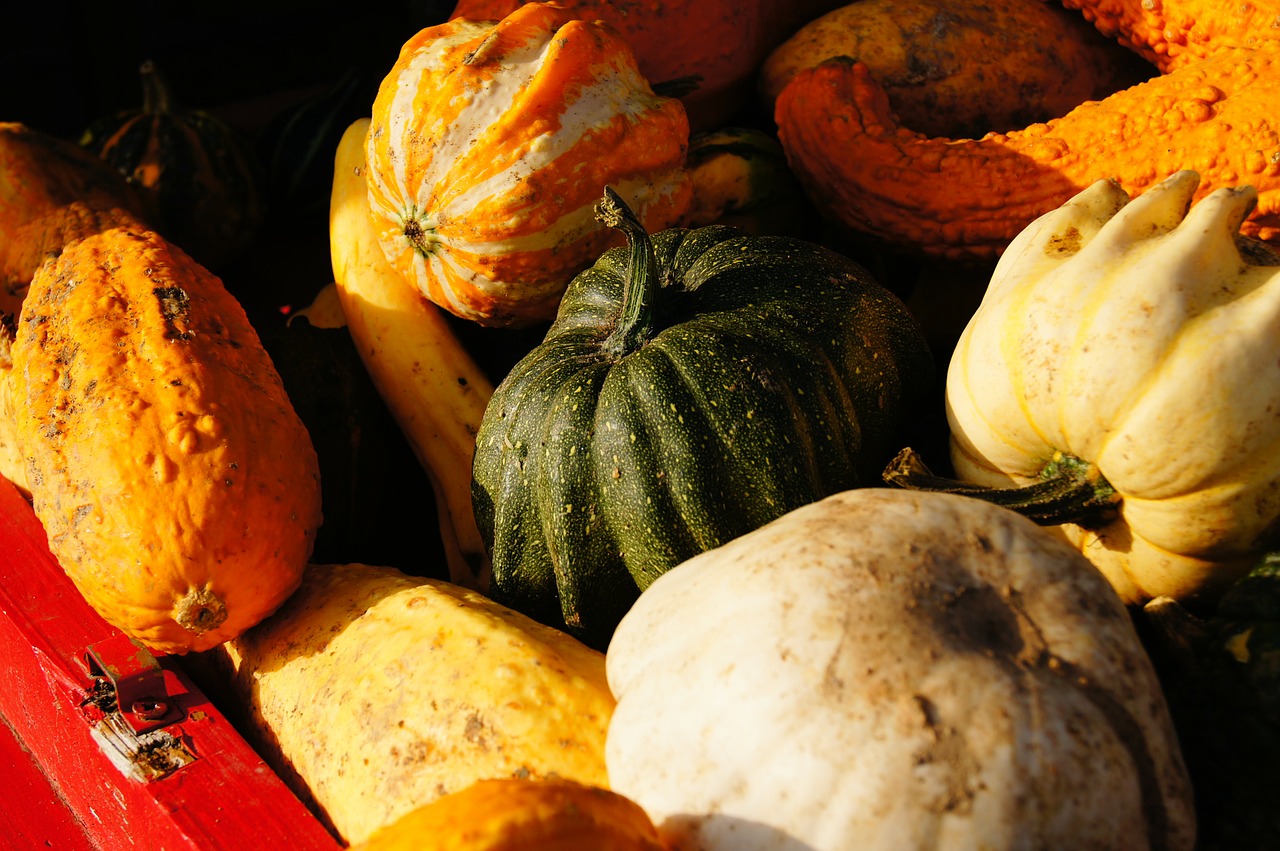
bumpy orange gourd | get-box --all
[5,214,322,653]
[0,122,144,316]
[1059,0,1280,72]
[0,205,138,494]
[351,778,667,851]
[774,0,1280,261]
[449,0,845,131]
[366,2,692,327]
[777,43,1280,260]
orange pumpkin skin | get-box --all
[351,778,669,851]
[7,214,322,653]
[449,0,845,131]
[0,123,144,316]
[367,2,692,327]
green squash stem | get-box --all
[596,187,660,359]
[139,60,173,115]
[883,446,1120,527]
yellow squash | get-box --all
[198,562,616,846]
[330,118,494,590]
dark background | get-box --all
[2,2,455,139]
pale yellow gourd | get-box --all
[197,562,615,846]
[944,170,1280,605]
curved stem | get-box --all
[883,446,1120,528]
[139,60,172,115]
[596,186,659,358]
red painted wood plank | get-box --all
[0,476,341,850]
[0,709,99,850]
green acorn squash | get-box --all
[79,60,265,271]
[470,189,934,647]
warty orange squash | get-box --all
[2,211,322,653]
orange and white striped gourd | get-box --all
[365,2,693,327]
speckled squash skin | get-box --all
[777,42,1280,260]
[0,321,22,491]
[366,2,692,328]
[0,122,144,316]
[471,195,935,648]
[605,489,1195,851]
[350,778,667,851]
[0,205,139,495]
[201,562,616,847]
[7,216,321,653]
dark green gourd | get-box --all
[79,60,264,271]
[471,189,934,647]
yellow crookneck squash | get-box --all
[910,171,1280,606]
[3,211,322,653]
[330,118,495,591]
[365,1,693,328]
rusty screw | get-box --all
[130,698,170,720]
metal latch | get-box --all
[81,634,196,781]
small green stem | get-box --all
[596,187,659,358]
[883,447,1121,528]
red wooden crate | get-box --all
[0,476,341,849]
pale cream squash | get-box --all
[605,488,1194,851]
[945,170,1280,605]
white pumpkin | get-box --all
[605,488,1194,851]
[946,170,1280,605]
